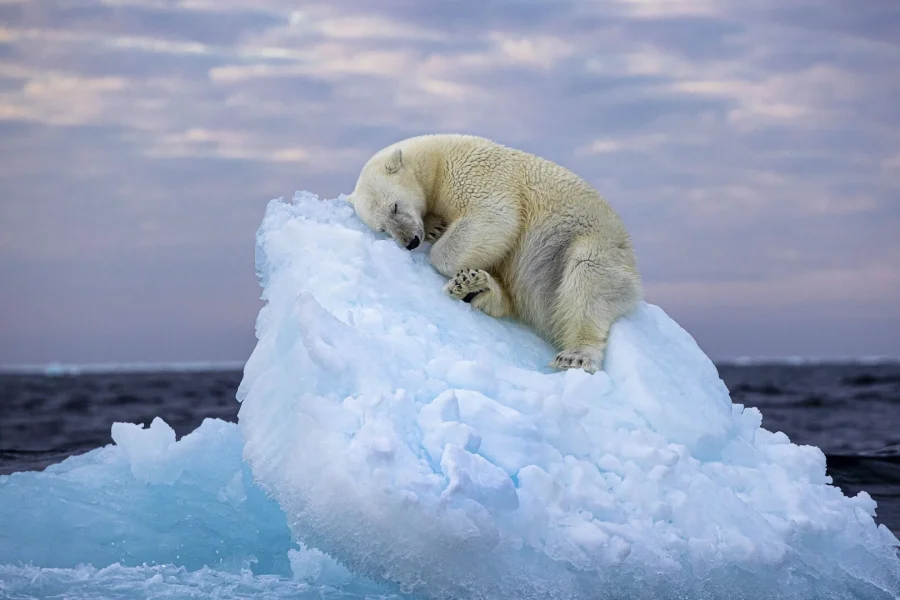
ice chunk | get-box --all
[238,192,900,600]
[440,443,519,511]
[0,418,294,576]
[0,416,398,598]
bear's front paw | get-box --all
[444,269,490,304]
[551,349,603,374]
[424,214,449,243]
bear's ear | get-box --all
[345,193,355,205]
[385,148,403,174]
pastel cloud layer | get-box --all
[1,0,898,363]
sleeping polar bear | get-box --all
[347,134,642,374]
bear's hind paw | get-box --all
[551,349,604,374]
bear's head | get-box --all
[348,147,426,251]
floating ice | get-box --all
[0,361,247,375]
[0,417,395,598]
[0,418,292,574]
[237,192,900,600]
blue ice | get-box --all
[1,192,899,599]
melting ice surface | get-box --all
[2,192,900,599]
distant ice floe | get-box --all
[0,361,248,376]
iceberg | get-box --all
[1,191,898,600]
[237,192,900,599]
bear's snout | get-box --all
[405,236,420,250]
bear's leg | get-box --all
[549,239,640,374]
[428,205,520,277]
[423,213,448,243]
[444,269,512,318]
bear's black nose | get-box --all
[406,236,420,250]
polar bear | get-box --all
[347,134,642,373]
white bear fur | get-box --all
[348,133,642,373]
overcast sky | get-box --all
[0,0,898,365]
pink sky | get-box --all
[0,0,898,364]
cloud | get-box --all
[488,33,575,69]
[0,0,898,362]
[607,0,722,18]
[577,133,669,155]
[292,12,449,42]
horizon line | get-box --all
[1,355,899,375]
[0,360,248,376]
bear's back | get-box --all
[402,133,622,233]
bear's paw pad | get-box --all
[445,269,490,303]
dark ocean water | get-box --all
[1,363,898,536]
